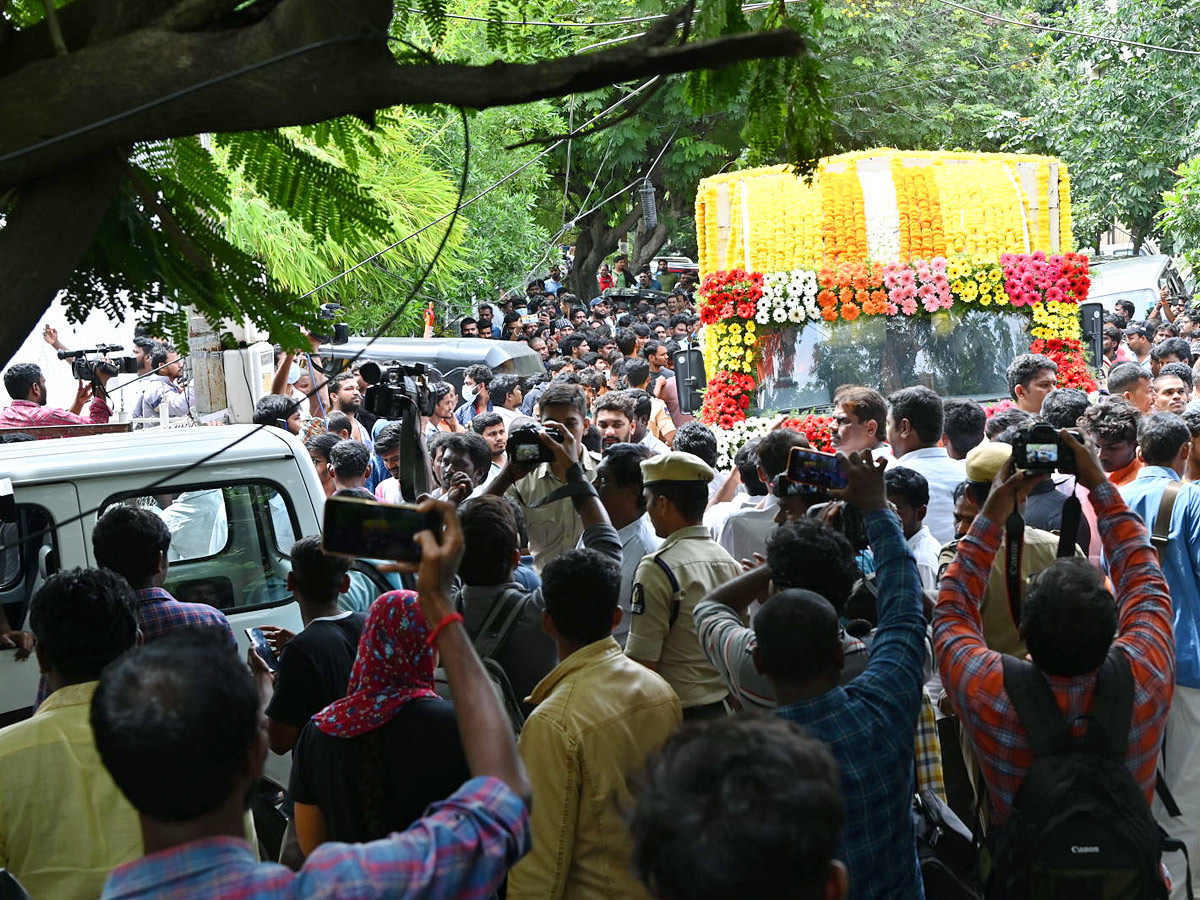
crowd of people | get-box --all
[3,268,1200,900]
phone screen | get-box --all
[786,447,849,490]
[246,628,279,671]
[322,495,435,562]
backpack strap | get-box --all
[1151,481,1182,553]
[1002,655,1071,757]
[1081,647,1135,759]
[471,588,527,662]
[653,556,684,628]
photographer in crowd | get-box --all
[0,361,112,428]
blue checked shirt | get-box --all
[776,508,926,900]
[101,777,530,900]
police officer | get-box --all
[625,451,743,720]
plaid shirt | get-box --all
[135,587,235,644]
[0,396,111,428]
[101,777,529,900]
[933,481,1175,826]
[776,509,927,900]
[915,689,946,802]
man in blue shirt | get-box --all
[1119,411,1200,899]
[756,449,926,900]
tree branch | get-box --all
[0,0,803,190]
[0,152,129,368]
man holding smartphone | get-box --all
[485,383,601,572]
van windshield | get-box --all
[755,308,1030,409]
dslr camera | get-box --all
[508,423,562,465]
[1011,422,1083,474]
[358,361,435,419]
[57,346,138,383]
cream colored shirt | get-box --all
[507,451,601,572]
[626,525,742,707]
[0,681,141,900]
[508,638,681,900]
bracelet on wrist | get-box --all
[425,612,464,646]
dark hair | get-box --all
[289,535,350,602]
[374,421,403,456]
[1157,362,1195,391]
[1182,409,1200,438]
[985,406,1034,440]
[490,375,520,405]
[543,549,621,644]
[616,328,637,355]
[439,432,493,478]
[252,394,298,429]
[1156,322,1181,337]
[756,429,809,480]
[756,589,844,684]
[539,383,589,420]
[561,335,588,357]
[766,519,857,613]
[594,391,635,421]
[1116,299,1136,318]
[648,481,708,522]
[459,317,478,335]
[884,466,930,509]
[579,352,602,368]
[1080,397,1140,445]
[624,358,651,389]
[834,385,887,437]
[673,423,719,469]
[326,411,353,436]
[623,389,651,422]
[470,411,504,434]
[643,340,666,361]
[458,495,518,586]
[887,386,944,445]
[735,438,769,497]
[93,505,171,588]
[464,364,494,387]
[29,567,138,681]
[149,343,170,367]
[1151,337,1193,365]
[1138,412,1191,466]
[942,399,987,457]
[4,362,41,400]
[1020,558,1118,676]
[631,716,843,900]
[1107,361,1148,396]
[306,432,341,461]
[92,632,261,822]
[1039,388,1091,429]
[633,323,651,339]
[1103,324,1124,344]
[1006,353,1058,399]
[546,357,570,375]
[329,439,371,480]
[600,442,652,507]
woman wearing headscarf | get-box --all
[289,589,469,855]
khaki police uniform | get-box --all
[624,452,742,716]
[507,450,601,572]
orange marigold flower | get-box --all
[842,302,861,321]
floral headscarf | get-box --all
[312,590,439,738]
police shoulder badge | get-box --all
[630,583,646,615]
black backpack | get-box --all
[986,647,1169,900]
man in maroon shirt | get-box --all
[0,363,111,428]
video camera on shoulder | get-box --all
[314,302,349,345]
[57,345,138,382]
[1011,422,1083,474]
[507,422,562,465]
[358,361,435,419]
[322,494,442,562]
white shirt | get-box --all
[614,514,662,645]
[870,441,898,469]
[906,525,943,592]
[638,430,670,456]
[716,494,780,564]
[893,447,966,546]
[704,493,758,538]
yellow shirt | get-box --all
[508,638,681,900]
[0,681,141,900]
[507,451,601,572]
[625,525,742,707]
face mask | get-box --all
[461,383,477,404]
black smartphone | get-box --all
[322,495,441,562]
[246,627,279,671]
[786,446,849,491]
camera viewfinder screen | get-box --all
[786,448,849,490]
[323,497,426,562]
[1025,443,1059,464]
[511,440,543,463]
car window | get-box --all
[101,483,298,612]
[0,505,59,630]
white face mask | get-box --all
[461,383,477,404]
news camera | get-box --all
[358,361,435,419]
[57,345,138,383]
[314,302,350,345]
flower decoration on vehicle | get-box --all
[712,414,836,469]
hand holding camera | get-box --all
[539,421,580,481]
[828,449,888,513]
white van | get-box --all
[0,425,337,730]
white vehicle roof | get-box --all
[0,424,302,487]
